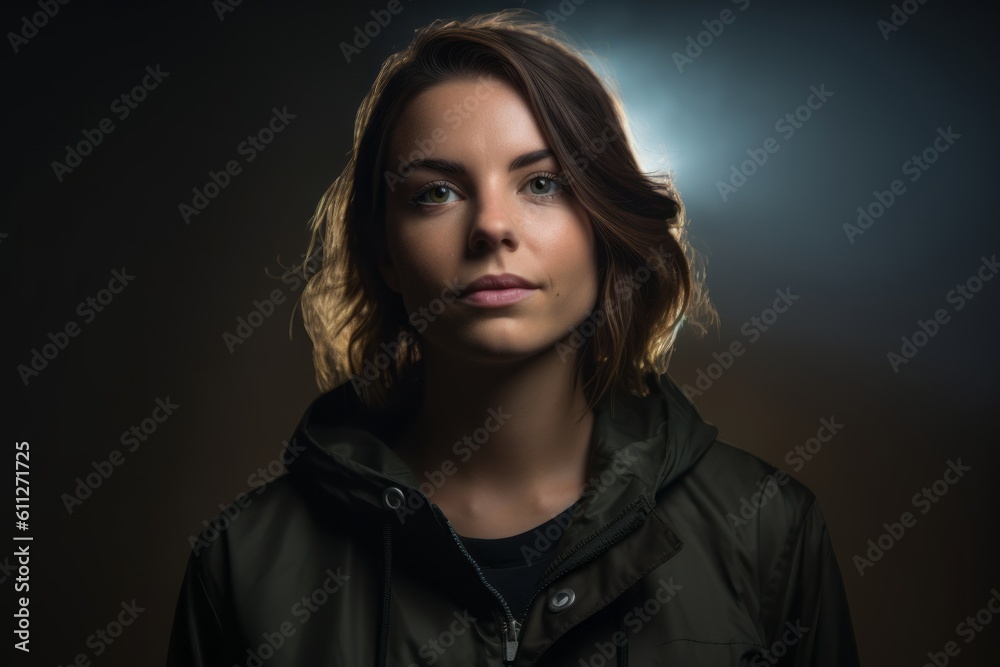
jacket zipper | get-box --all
[499,618,522,663]
[432,505,522,665]
[539,500,650,590]
[433,498,650,666]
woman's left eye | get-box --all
[524,174,562,196]
[412,184,459,205]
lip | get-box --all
[458,273,539,307]
[461,273,536,294]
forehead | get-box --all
[388,76,550,162]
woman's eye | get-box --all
[525,176,561,196]
[414,185,458,205]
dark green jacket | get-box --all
[167,371,860,666]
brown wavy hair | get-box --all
[293,9,716,411]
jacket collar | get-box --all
[286,367,719,530]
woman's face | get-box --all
[381,76,598,365]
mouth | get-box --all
[458,273,539,307]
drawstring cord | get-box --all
[376,520,393,667]
[616,593,629,666]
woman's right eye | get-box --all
[412,184,459,205]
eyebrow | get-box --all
[398,149,555,177]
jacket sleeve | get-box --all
[760,496,861,666]
[166,545,248,667]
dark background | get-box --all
[3,0,998,664]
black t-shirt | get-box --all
[457,505,575,622]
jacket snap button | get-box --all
[382,487,405,510]
[547,588,575,612]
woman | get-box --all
[167,11,860,666]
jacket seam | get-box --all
[655,637,762,647]
[758,491,818,643]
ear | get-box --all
[377,242,402,294]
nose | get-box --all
[467,183,519,254]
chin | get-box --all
[451,342,546,365]
[430,332,566,367]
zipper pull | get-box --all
[500,618,521,664]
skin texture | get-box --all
[379,77,600,538]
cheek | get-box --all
[386,225,447,302]
[548,211,598,297]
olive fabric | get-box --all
[166,369,861,666]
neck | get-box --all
[392,344,596,503]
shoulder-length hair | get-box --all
[295,9,716,411]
